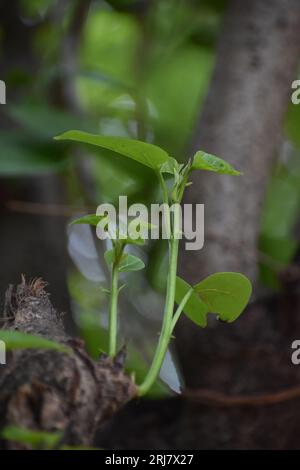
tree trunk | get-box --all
[182,0,300,284]
[177,0,300,387]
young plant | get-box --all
[55,130,252,396]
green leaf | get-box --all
[119,253,145,272]
[175,277,208,327]
[194,272,252,322]
[285,103,300,149]
[191,151,241,175]
[104,250,145,272]
[1,426,61,450]
[104,249,115,267]
[125,237,145,246]
[54,131,169,170]
[0,132,67,176]
[160,157,183,175]
[126,218,156,245]
[0,330,71,353]
[8,103,95,139]
[70,214,107,227]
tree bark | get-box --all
[0,279,136,449]
[182,0,300,283]
[177,0,300,387]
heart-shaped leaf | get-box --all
[192,151,241,175]
[54,131,169,170]
[175,277,208,327]
[194,272,252,322]
[0,330,71,353]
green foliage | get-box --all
[175,273,252,326]
[259,154,300,289]
[160,157,184,175]
[175,277,207,327]
[1,426,61,450]
[104,249,145,272]
[71,214,107,227]
[0,331,71,353]
[0,133,67,176]
[56,130,252,395]
[192,151,241,175]
[285,103,300,149]
[0,0,258,402]
[54,131,169,170]
[194,272,252,322]
[8,103,94,139]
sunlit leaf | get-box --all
[194,272,252,322]
[175,277,207,327]
[54,131,169,170]
[191,151,241,175]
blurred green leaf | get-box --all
[8,104,95,139]
[54,131,169,170]
[261,167,300,239]
[285,104,300,149]
[259,155,300,288]
[0,330,71,353]
[104,249,116,268]
[194,272,252,322]
[0,133,67,176]
[192,151,241,175]
[70,214,107,227]
[1,426,61,450]
[175,277,207,327]
[145,46,213,155]
[259,235,298,289]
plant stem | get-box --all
[170,288,193,332]
[108,263,119,357]
[158,171,171,239]
[138,238,179,395]
[138,201,180,396]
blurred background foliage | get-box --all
[0,0,299,396]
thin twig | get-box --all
[183,384,300,407]
[6,200,96,217]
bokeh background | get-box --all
[1,0,300,449]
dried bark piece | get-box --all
[0,278,137,449]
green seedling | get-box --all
[55,130,252,396]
